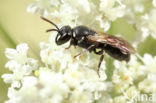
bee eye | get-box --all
[55,32,71,45]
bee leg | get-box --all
[74,53,82,58]
[74,44,96,58]
[97,54,104,78]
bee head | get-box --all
[41,17,72,45]
[55,25,72,45]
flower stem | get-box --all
[0,24,16,48]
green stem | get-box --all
[0,24,16,48]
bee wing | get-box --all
[87,32,136,54]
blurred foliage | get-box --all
[0,0,50,102]
[108,18,136,40]
[0,0,156,103]
[105,58,114,81]
[0,23,16,102]
[138,36,156,56]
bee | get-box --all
[41,17,136,77]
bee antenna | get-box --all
[41,16,60,31]
[46,29,59,32]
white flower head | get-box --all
[136,9,156,41]
[27,0,60,16]
[141,54,156,73]
[5,43,38,73]
[125,86,140,100]
[69,90,93,103]
[113,96,126,103]
[51,2,77,26]
[96,15,111,32]
[5,76,39,103]
[99,0,125,21]
[2,43,38,90]
[65,0,91,13]
[153,0,156,7]
[39,70,69,98]
[138,74,156,93]
[5,43,28,61]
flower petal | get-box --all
[1,74,13,83]
[5,48,17,59]
[16,43,29,55]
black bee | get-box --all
[41,17,136,77]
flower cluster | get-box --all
[2,37,107,103]
[2,0,156,103]
[2,44,38,88]
[112,54,156,102]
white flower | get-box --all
[64,67,85,88]
[125,86,140,100]
[138,74,156,93]
[40,38,73,70]
[141,54,156,73]
[50,2,77,26]
[113,96,126,103]
[2,72,23,88]
[39,70,69,102]
[22,76,38,87]
[2,43,38,89]
[65,0,91,13]
[5,43,28,62]
[5,43,38,73]
[112,54,156,100]
[5,76,39,103]
[96,15,110,32]
[2,74,14,84]
[27,0,60,16]
[153,0,156,7]
[69,90,93,103]
[136,9,156,41]
[112,64,133,89]
[123,0,146,23]
[99,0,125,21]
